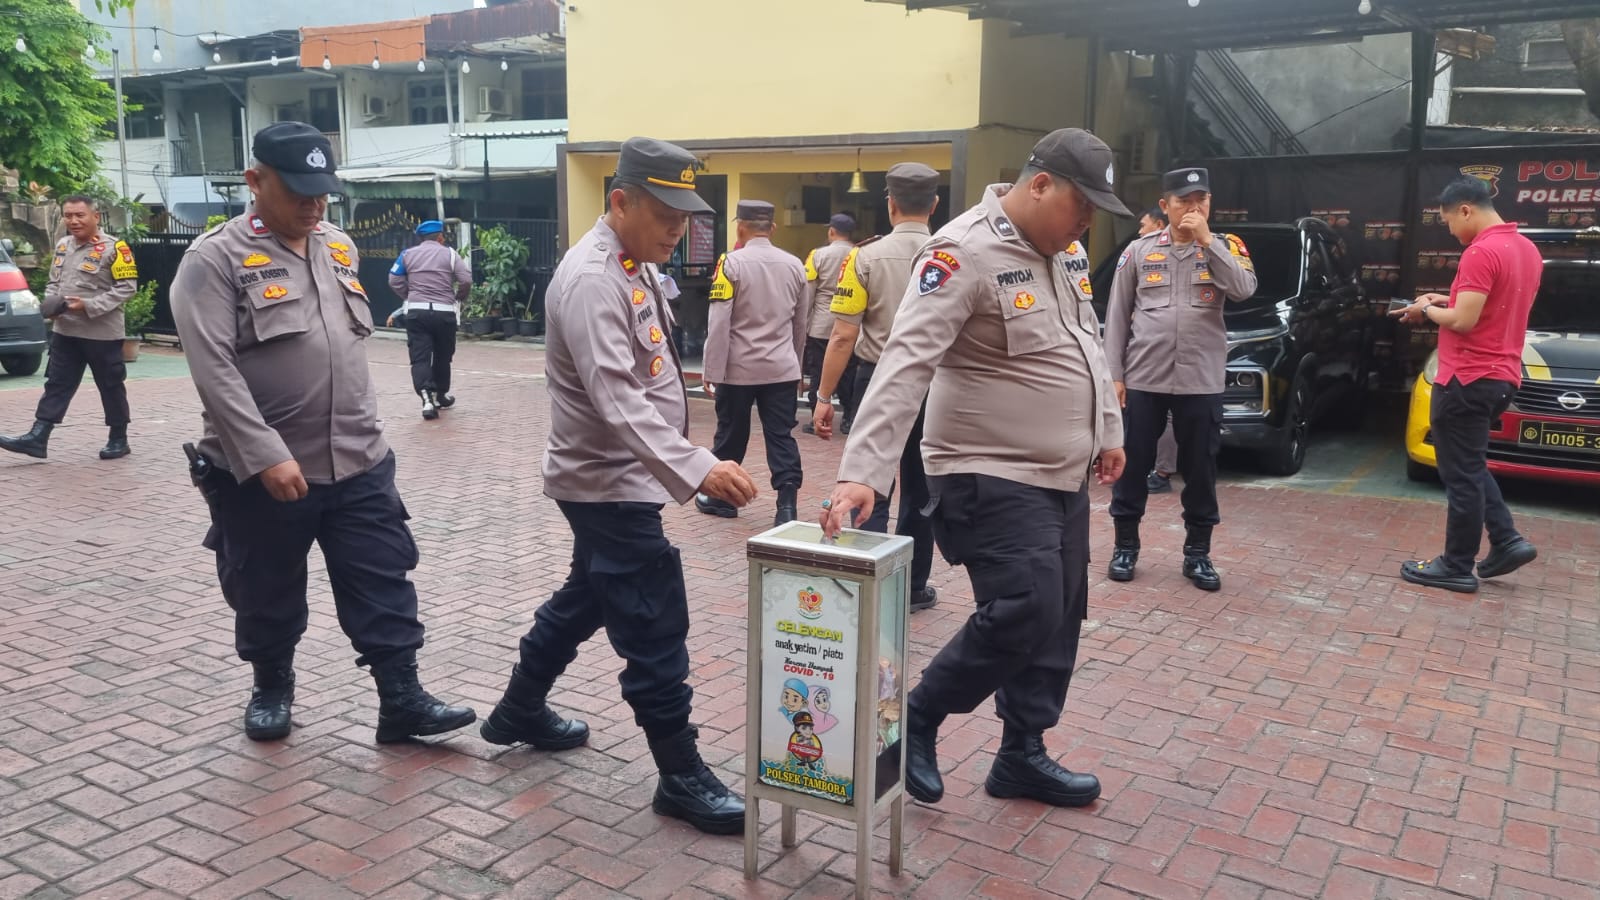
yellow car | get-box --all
[1406,230,1600,486]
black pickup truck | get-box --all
[1091,217,1374,475]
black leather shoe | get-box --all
[903,707,944,803]
[1182,553,1222,591]
[99,426,130,460]
[647,726,745,834]
[0,420,51,459]
[244,661,295,741]
[1145,471,1172,494]
[774,487,798,527]
[695,493,737,518]
[1401,557,1478,594]
[436,393,456,409]
[985,734,1101,807]
[1108,519,1139,583]
[1477,538,1537,579]
[480,702,588,750]
[910,586,937,613]
[653,768,746,835]
[370,653,476,743]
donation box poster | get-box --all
[757,569,860,805]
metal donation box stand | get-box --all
[744,521,911,897]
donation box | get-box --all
[744,521,911,898]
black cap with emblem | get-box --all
[252,121,342,197]
[613,137,714,214]
[1163,167,1211,197]
[1026,128,1132,217]
[735,199,775,223]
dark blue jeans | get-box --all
[1431,376,1520,573]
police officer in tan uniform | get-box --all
[170,122,475,745]
[0,196,138,460]
[481,137,756,835]
[822,129,1128,809]
[800,213,856,424]
[813,162,942,612]
[1103,167,1258,591]
[697,199,808,525]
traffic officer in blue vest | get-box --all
[387,220,472,420]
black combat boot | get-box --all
[647,725,746,835]
[774,487,798,527]
[99,425,130,460]
[244,659,295,741]
[1182,524,1222,591]
[479,665,589,750]
[695,493,737,518]
[0,420,52,459]
[435,392,456,409]
[369,651,476,743]
[420,391,439,420]
[902,704,945,803]
[985,730,1101,807]
[1108,518,1140,582]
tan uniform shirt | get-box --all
[837,184,1122,495]
[1103,228,1258,395]
[43,232,138,341]
[704,237,808,385]
[170,211,388,485]
[802,239,853,340]
[542,217,717,505]
[388,239,472,308]
[829,222,933,364]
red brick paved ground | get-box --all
[0,338,1595,899]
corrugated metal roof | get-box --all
[425,0,562,47]
[883,0,1600,51]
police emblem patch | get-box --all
[631,288,647,306]
[917,260,954,295]
[1199,287,1218,304]
[331,251,352,267]
[1078,277,1093,297]
[649,356,664,377]
[1013,292,1036,310]
[1116,250,1131,271]
[243,254,271,268]
[993,216,1017,239]
[347,280,366,295]
[262,284,289,300]
[1145,252,1167,262]
[307,147,328,170]
[1145,272,1164,284]
[649,325,663,344]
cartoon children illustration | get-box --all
[786,711,825,773]
[780,678,809,722]
[809,686,839,734]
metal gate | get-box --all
[131,233,201,337]
[345,204,421,324]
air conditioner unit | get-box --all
[362,95,388,119]
[1129,128,1161,175]
[478,86,511,117]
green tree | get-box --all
[0,0,135,194]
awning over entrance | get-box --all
[885,0,1600,51]
[338,165,554,200]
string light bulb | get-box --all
[460,58,470,74]
[151,28,162,63]
[500,58,508,71]
[1187,0,1199,6]
[416,42,426,73]
[84,43,96,62]
[321,38,331,70]
[14,36,25,54]
[269,50,279,66]
[371,40,381,69]
[212,49,222,63]
[1357,0,1372,12]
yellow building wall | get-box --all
[564,0,984,142]
[979,23,1089,134]
[564,144,954,255]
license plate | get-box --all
[1518,421,1600,453]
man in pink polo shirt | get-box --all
[1393,177,1541,593]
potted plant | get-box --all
[463,285,494,337]
[477,225,528,339]
[122,280,158,362]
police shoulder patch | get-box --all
[916,258,954,295]
[1116,249,1132,271]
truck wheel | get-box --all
[1,354,41,377]
[1406,457,1438,483]
[1260,377,1311,476]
